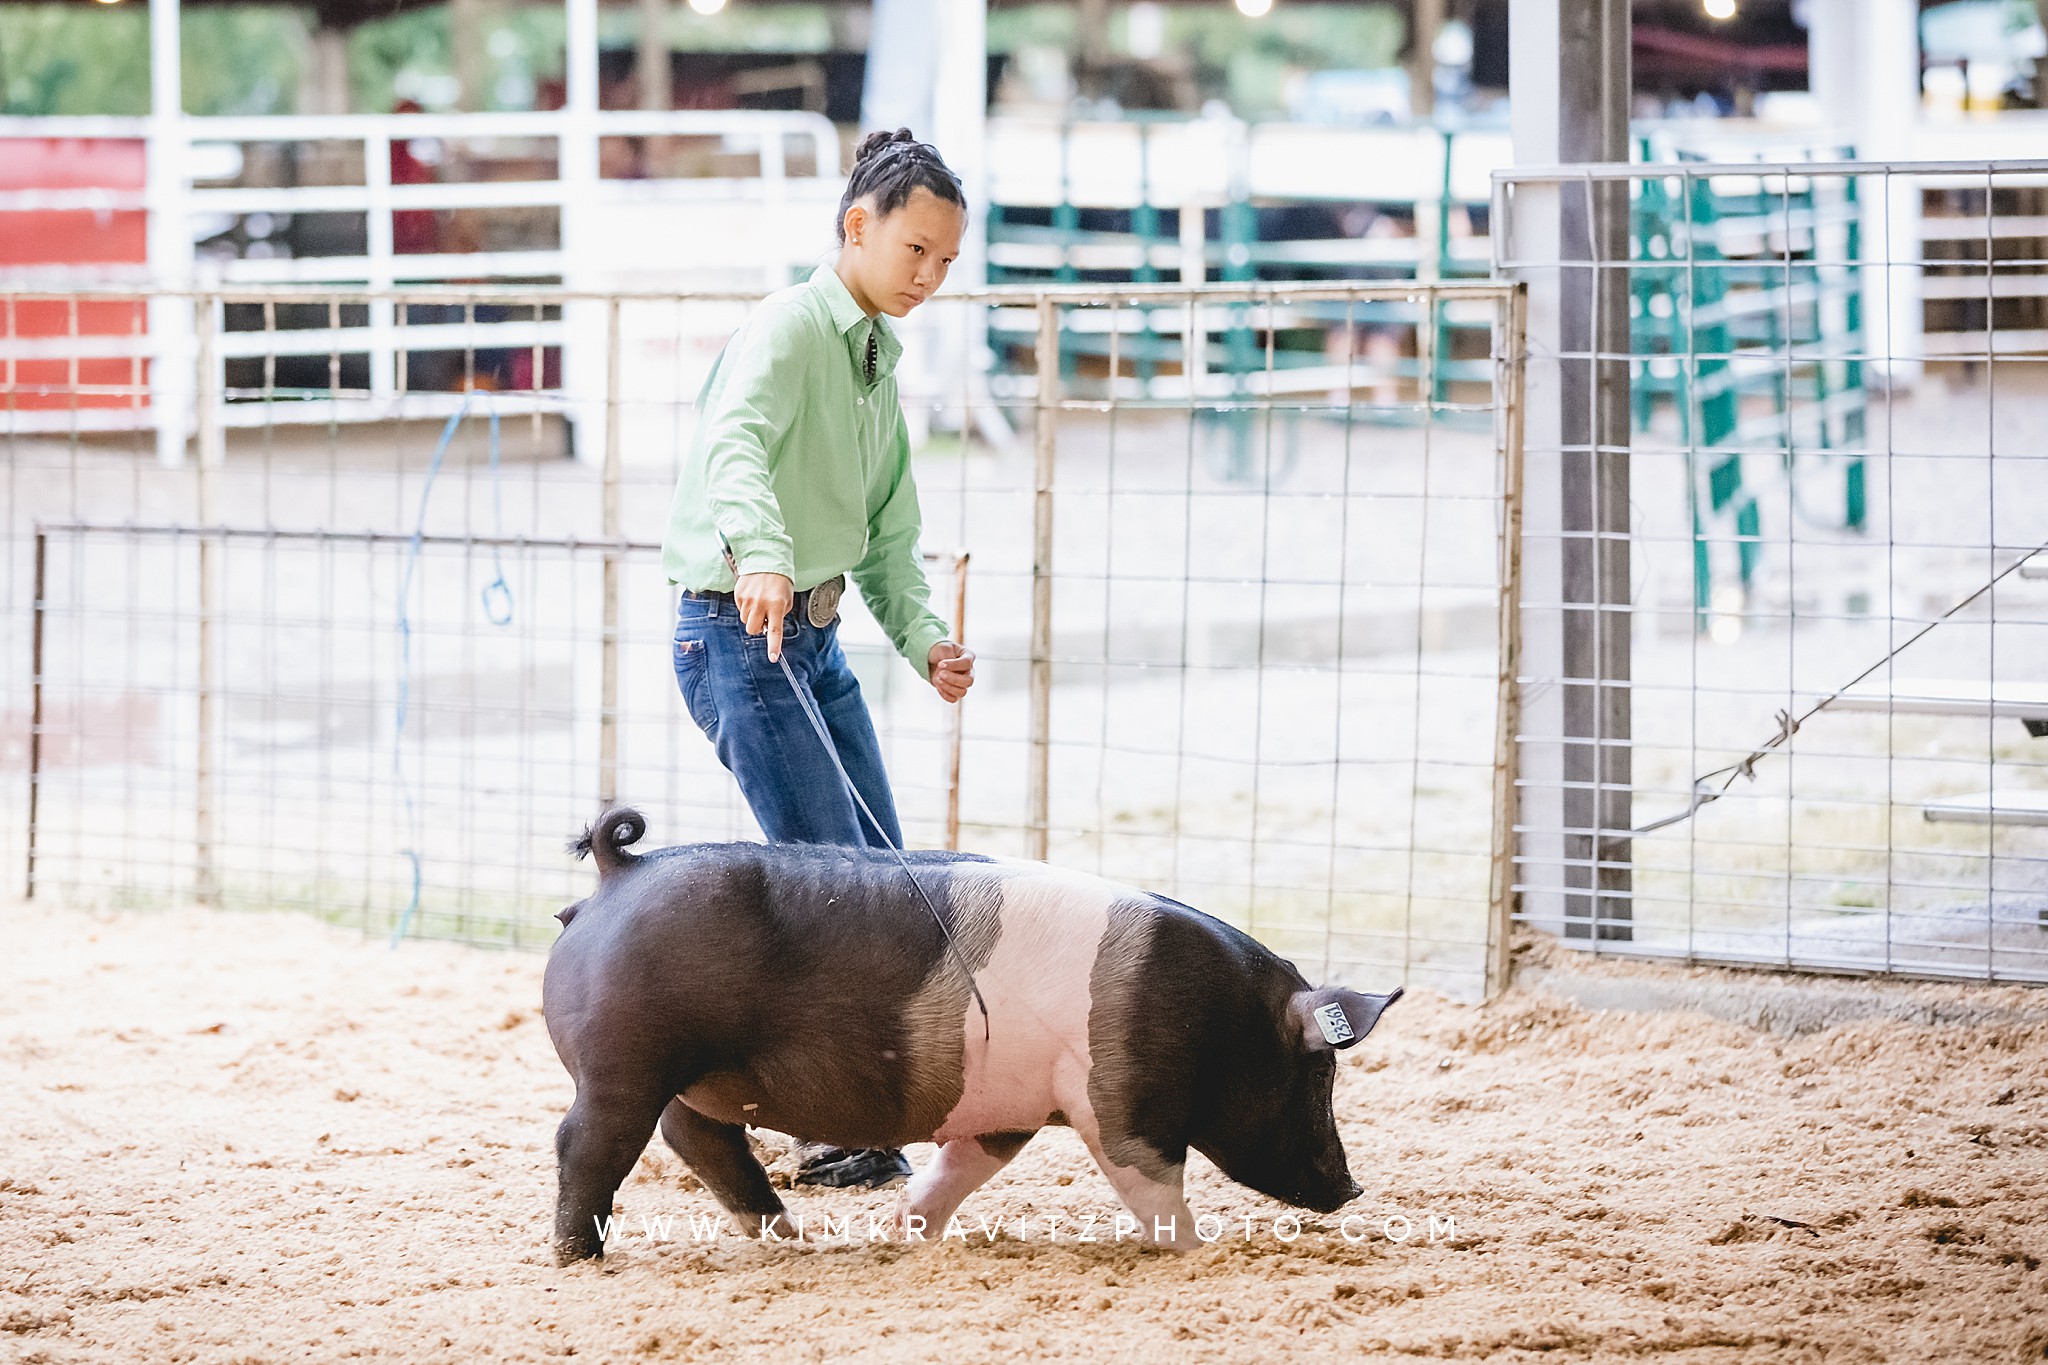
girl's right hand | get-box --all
[735,572,794,661]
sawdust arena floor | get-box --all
[3,903,2045,1363]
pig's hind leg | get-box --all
[895,1131,1035,1237]
[659,1098,793,1239]
[552,1079,671,1265]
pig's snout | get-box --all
[1300,1177,1364,1214]
[1297,1136,1363,1212]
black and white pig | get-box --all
[541,807,1402,1263]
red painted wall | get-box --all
[1,138,151,411]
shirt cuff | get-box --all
[724,535,795,583]
[904,619,952,682]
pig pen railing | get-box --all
[5,280,1529,1000]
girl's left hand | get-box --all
[927,641,975,703]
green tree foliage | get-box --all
[350,4,569,113]
[1162,4,1406,116]
[0,2,305,117]
[986,1,1404,118]
[183,8,309,115]
[646,1,835,52]
[0,3,148,115]
[349,5,456,112]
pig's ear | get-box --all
[1292,986,1404,1052]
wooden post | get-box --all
[1486,285,1529,998]
[946,550,970,852]
[26,532,46,899]
[194,294,223,907]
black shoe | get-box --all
[793,1145,912,1189]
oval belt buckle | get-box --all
[806,573,845,628]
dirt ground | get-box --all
[4,903,2046,1364]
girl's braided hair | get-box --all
[836,128,965,245]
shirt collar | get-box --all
[809,261,902,387]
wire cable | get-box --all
[1614,531,2048,847]
[390,394,514,946]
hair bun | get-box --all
[834,128,964,247]
[854,127,917,166]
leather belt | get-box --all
[684,573,845,627]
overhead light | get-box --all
[1703,0,1737,18]
[1236,0,1273,16]
[93,0,123,6]
[688,0,725,13]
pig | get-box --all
[542,806,1402,1264]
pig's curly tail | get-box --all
[569,805,646,874]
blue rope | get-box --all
[480,402,513,625]
[389,394,513,947]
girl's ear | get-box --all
[842,202,868,247]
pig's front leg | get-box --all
[552,1079,671,1265]
[1080,1133,1201,1251]
[895,1131,1035,1239]
[658,1097,794,1239]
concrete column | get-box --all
[1863,0,1924,384]
[451,0,494,111]
[931,0,987,292]
[829,5,871,49]
[1509,0,1634,941]
[930,0,991,442]
[1408,0,1445,121]
[148,0,192,466]
[306,25,350,115]
[1076,0,1109,99]
[2037,0,2048,106]
[637,0,672,112]
[562,0,605,457]
[863,0,938,133]
[1806,0,1859,127]
[1808,0,1923,384]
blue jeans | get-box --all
[671,590,904,848]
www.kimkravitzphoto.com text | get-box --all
[598,1209,1462,1249]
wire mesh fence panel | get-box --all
[4,280,1524,999]
[1497,159,2048,984]
[963,285,1526,1000]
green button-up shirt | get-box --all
[661,262,951,680]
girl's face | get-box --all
[840,187,966,318]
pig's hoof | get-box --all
[553,1240,602,1267]
[887,1192,928,1241]
[745,1211,801,1242]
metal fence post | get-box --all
[1028,296,1058,861]
[1508,0,1634,944]
[1559,163,1634,942]
[194,293,223,907]
[599,297,622,810]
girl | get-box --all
[660,129,976,1190]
